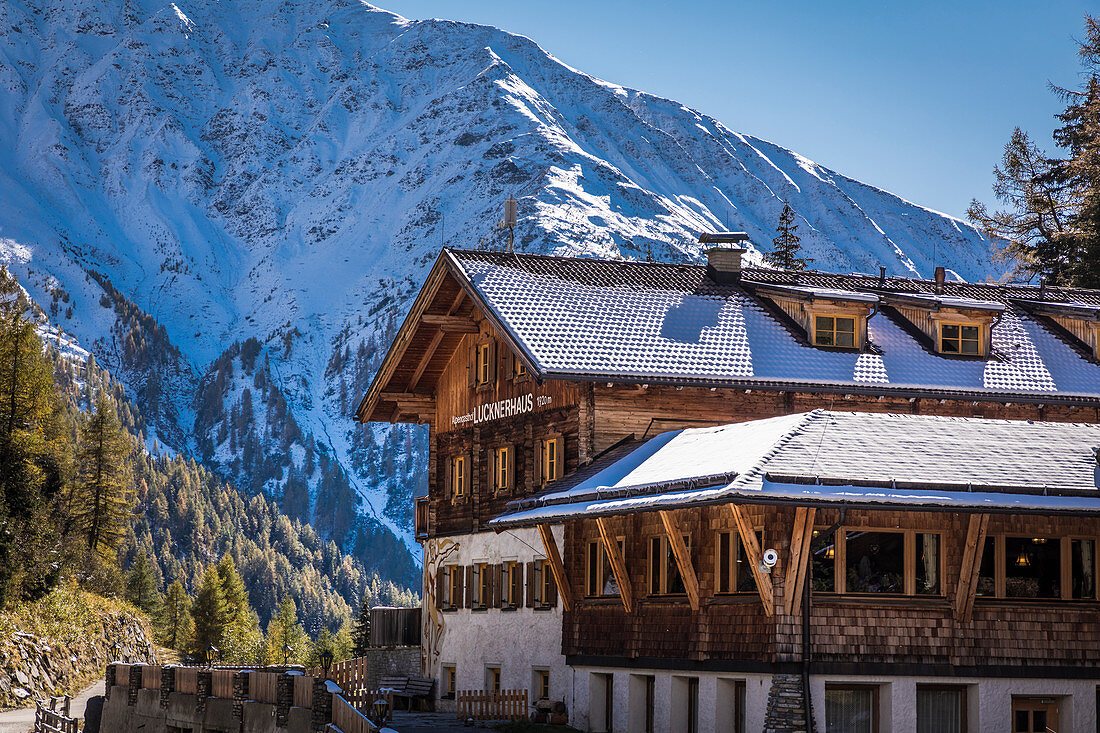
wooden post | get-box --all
[726,504,774,617]
[783,507,815,616]
[537,524,573,612]
[658,510,701,612]
[954,513,990,623]
[596,516,633,614]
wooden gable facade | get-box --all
[358,250,1100,682]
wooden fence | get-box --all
[114,664,130,686]
[248,671,279,704]
[34,696,77,733]
[293,675,314,708]
[176,667,197,695]
[141,665,161,690]
[456,689,528,722]
[212,670,235,699]
[332,694,380,733]
[369,607,421,647]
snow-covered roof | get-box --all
[449,251,1100,402]
[745,280,880,304]
[882,291,1006,312]
[488,411,1100,527]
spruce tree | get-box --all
[125,550,162,616]
[71,397,131,560]
[215,555,262,664]
[191,565,228,661]
[264,597,307,665]
[160,580,193,652]
[765,202,811,270]
[969,15,1100,287]
[351,593,371,656]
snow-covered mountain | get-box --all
[0,0,999,577]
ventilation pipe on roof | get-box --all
[934,266,946,294]
[699,232,750,284]
[879,266,886,287]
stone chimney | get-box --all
[705,247,745,284]
[698,232,750,284]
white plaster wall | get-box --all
[808,673,1097,733]
[570,665,771,733]
[423,527,570,716]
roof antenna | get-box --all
[498,196,518,253]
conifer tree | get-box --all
[71,397,131,559]
[125,550,162,616]
[0,294,68,608]
[264,597,307,665]
[191,565,228,661]
[351,593,371,657]
[969,15,1100,287]
[765,202,811,270]
[160,580,193,652]
[215,555,262,664]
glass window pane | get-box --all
[976,537,996,596]
[836,330,856,347]
[1033,710,1046,731]
[667,540,686,595]
[735,534,760,593]
[825,688,874,733]
[812,530,836,592]
[1014,710,1029,732]
[837,317,855,333]
[916,688,962,733]
[718,532,731,593]
[916,534,941,595]
[1005,537,1060,598]
[942,324,959,339]
[846,531,904,593]
[649,538,662,595]
[1072,539,1095,599]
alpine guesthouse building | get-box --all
[356,241,1100,733]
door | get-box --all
[1011,697,1059,733]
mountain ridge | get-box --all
[0,0,999,574]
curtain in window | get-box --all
[825,688,873,733]
[916,689,962,733]
[919,534,939,594]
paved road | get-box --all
[0,682,103,733]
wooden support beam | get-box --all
[408,328,446,392]
[380,391,434,406]
[659,510,701,612]
[537,524,573,612]
[783,507,816,616]
[596,516,633,614]
[953,513,990,623]
[421,314,479,333]
[726,504,774,617]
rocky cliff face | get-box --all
[0,0,1000,574]
[0,594,158,708]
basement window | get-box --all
[825,685,879,733]
[485,666,501,693]
[442,665,456,699]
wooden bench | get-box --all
[378,675,435,711]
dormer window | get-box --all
[1013,298,1100,361]
[745,281,878,351]
[881,293,1002,358]
[813,315,857,349]
[939,323,980,355]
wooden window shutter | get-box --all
[454,567,464,608]
[546,566,558,607]
[487,340,498,384]
[436,569,446,610]
[464,452,472,499]
[493,564,504,608]
[465,565,475,608]
[506,444,515,492]
[525,561,536,607]
[502,348,514,381]
[443,454,452,501]
[468,341,477,389]
[512,562,523,607]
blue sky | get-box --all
[381,0,1091,220]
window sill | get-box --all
[812,594,949,608]
[642,595,690,604]
[441,694,455,700]
[974,597,1100,608]
[532,604,555,612]
[501,605,518,612]
[441,607,458,613]
[580,597,622,605]
[471,606,489,613]
[708,593,763,605]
